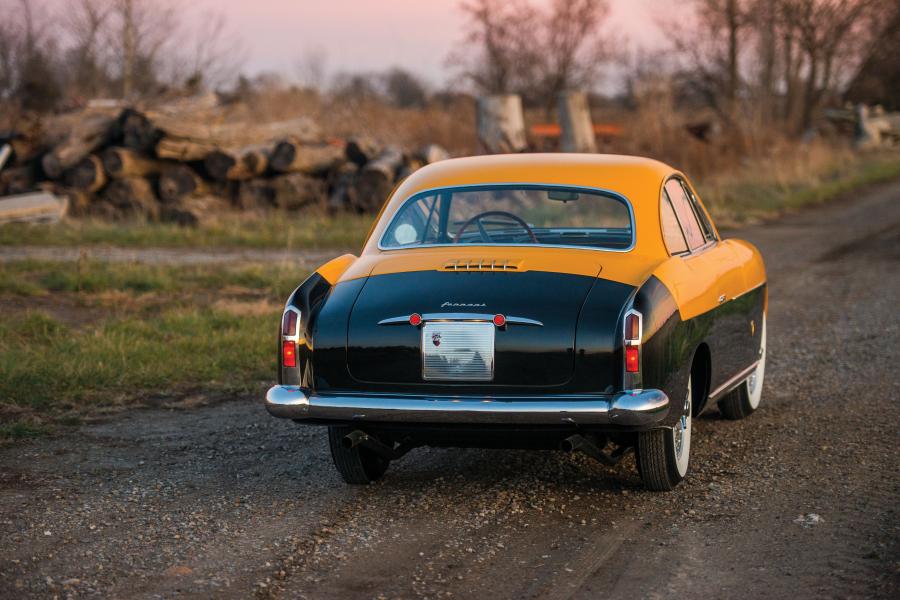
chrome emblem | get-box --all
[441,302,486,308]
[432,333,442,346]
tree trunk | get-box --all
[102,147,163,178]
[41,113,116,179]
[102,177,158,220]
[345,136,381,167]
[355,146,403,212]
[118,109,161,154]
[417,143,450,164]
[237,179,274,211]
[158,165,208,204]
[269,173,327,210]
[160,195,231,227]
[0,166,34,196]
[558,91,597,153]
[156,137,218,162]
[327,163,359,212]
[65,154,107,192]
[269,141,344,174]
[476,95,527,153]
[204,144,271,181]
[726,0,740,118]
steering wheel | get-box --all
[453,211,538,244]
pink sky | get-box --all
[195,0,665,86]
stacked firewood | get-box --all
[0,99,449,226]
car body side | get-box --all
[275,154,766,432]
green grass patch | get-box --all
[0,210,372,249]
[0,421,50,440]
[0,259,310,299]
[701,154,900,226]
[0,307,278,411]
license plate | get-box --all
[422,322,495,381]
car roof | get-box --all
[362,153,678,259]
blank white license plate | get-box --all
[421,322,495,381]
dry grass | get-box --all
[215,88,479,155]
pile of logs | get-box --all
[0,99,449,226]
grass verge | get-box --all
[0,209,372,249]
[700,151,900,227]
[0,260,311,441]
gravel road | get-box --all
[2,181,899,599]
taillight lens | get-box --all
[492,313,506,327]
[282,340,297,368]
[282,309,298,336]
[625,345,639,372]
[625,313,640,341]
[409,313,423,326]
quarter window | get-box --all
[664,179,706,250]
[660,190,688,254]
[681,181,716,242]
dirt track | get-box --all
[1,181,899,599]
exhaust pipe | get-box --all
[341,430,409,460]
[342,430,368,449]
[562,434,629,466]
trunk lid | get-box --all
[346,269,598,387]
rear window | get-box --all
[380,185,633,251]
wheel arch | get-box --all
[689,342,712,416]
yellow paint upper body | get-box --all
[316,153,766,321]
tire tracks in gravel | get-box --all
[1,179,899,599]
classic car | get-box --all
[265,154,767,491]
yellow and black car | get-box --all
[266,154,767,491]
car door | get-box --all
[661,178,748,392]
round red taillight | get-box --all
[492,314,506,327]
[409,313,423,326]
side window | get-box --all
[681,180,716,242]
[664,179,706,250]
[661,190,688,254]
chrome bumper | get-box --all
[265,385,670,428]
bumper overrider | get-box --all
[265,385,670,428]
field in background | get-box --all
[0,260,309,439]
[2,146,898,250]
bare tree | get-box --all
[668,0,884,133]
[780,0,881,131]
[537,0,612,111]
[450,0,612,109]
[113,0,177,98]
[295,46,328,91]
[382,68,428,108]
[64,0,113,97]
[449,0,540,96]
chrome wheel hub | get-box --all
[674,396,690,456]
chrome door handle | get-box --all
[718,294,726,304]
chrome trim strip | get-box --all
[376,183,637,253]
[265,386,669,427]
[729,279,767,302]
[378,313,543,327]
[708,360,760,402]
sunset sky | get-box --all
[193,0,666,86]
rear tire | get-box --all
[327,426,390,484]
[637,376,692,491]
[718,315,766,420]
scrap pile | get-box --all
[0,95,448,225]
